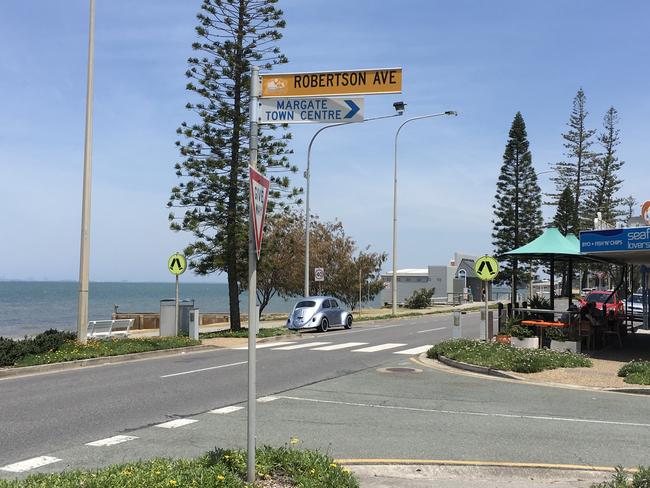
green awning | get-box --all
[501,227,580,259]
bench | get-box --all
[87,319,133,339]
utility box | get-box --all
[452,309,464,339]
[189,308,200,340]
[160,299,195,337]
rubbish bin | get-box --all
[160,299,195,337]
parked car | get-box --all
[625,293,647,319]
[286,296,353,332]
[578,290,624,319]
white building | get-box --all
[381,252,493,306]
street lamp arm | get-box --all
[391,110,458,315]
[303,110,404,297]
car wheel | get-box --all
[344,315,352,329]
[319,317,329,332]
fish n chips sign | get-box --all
[261,67,402,98]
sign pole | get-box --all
[247,65,260,484]
[175,274,179,335]
[484,280,489,341]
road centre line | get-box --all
[85,435,138,447]
[160,360,247,378]
[417,327,447,333]
[275,395,650,429]
[0,456,61,473]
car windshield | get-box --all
[295,300,316,308]
[587,293,611,303]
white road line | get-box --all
[85,435,138,447]
[0,456,61,473]
[352,343,406,352]
[417,327,447,333]
[155,418,198,429]
[210,406,244,414]
[233,341,296,350]
[311,342,368,351]
[257,395,279,403]
[272,341,331,350]
[277,395,650,429]
[393,345,433,355]
[160,360,247,378]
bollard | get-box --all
[452,309,462,339]
[189,309,200,341]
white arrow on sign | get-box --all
[258,97,364,124]
[249,166,270,260]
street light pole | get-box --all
[76,0,96,344]
[303,111,403,298]
[391,111,458,316]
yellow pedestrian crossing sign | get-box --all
[474,255,499,281]
[168,253,187,276]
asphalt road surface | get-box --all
[1,312,649,478]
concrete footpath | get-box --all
[349,464,611,487]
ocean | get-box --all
[0,281,382,338]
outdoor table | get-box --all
[514,308,581,348]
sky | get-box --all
[1,0,649,282]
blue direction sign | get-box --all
[258,97,364,124]
[580,227,650,253]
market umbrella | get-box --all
[501,227,581,309]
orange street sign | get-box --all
[261,67,402,98]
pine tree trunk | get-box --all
[225,0,248,331]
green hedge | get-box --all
[14,336,201,367]
[618,360,650,385]
[427,339,592,373]
[0,447,358,488]
[0,329,75,367]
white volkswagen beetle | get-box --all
[287,296,353,332]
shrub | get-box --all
[545,327,567,341]
[528,293,551,310]
[0,329,77,367]
[592,465,650,487]
[427,339,591,373]
[617,360,650,385]
[0,447,359,488]
[404,288,435,309]
[507,324,535,339]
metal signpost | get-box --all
[168,252,187,335]
[474,255,499,341]
[246,66,402,483]
[258,97,364,124]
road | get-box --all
[1,312,649,477]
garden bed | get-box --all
[200,327,295,339]
[427,339,592,373]
[0,447,358,488]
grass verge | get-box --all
[0,447,358,488]
[427,338,592,373]
[617,360,650,385]
[592,465,650,487]
[200,327,295,339]
[13,336,201,367]
[355,304,497,323]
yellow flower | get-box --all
[217,474,225,480]
[169,480,177,486]
[224,455,230,459]
[342,467,350,473]
[309,469,316,475]
[155,471,161,475]
[290,436,299,445]
[330,463,337,468]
